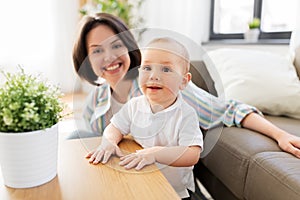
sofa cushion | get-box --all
[201,127,281,199]
[244,152,300,200]
[201,116,300,199]
[203,48,300,120]
[265,115,300,137]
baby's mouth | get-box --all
[147,85,163,90]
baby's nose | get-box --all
[149,69,160,80]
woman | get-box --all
[71,13,300,159]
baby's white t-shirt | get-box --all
[111,93,203,198]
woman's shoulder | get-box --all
[96,83,110,98]
[86,83,110,104]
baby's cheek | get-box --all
[166,78,181,91]
[138,74,147,86]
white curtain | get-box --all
[0,0,80,93]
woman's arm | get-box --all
[184,82,300,158]
[182,82,260,129]
[242,113,300,158]
[119,145,201,170]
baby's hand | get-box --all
[119,147,160,170]
[85,137,124,164]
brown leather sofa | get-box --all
[190,50,300,200]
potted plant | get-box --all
[79,0,145,29]
[0,67,64,188]
[244,18,260,42]
[79,0,146,41]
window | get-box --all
[210,0,297,40]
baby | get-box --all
[86,37,203,199]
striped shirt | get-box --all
[82,78,261,134]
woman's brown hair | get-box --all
[72,13,141,85]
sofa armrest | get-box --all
[190,60,218,97]
[294,46,300,79]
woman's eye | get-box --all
[162,66,172,72]
[112,43,123,49]
[92,48,103,54]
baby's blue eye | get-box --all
[162,66,172,72]
[142,65,151,71]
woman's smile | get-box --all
[102,62,122,72]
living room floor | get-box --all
[60,92,214,200]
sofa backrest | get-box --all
[294,46,300,79]
[190,61,218,97]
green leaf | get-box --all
[0,67,65,133]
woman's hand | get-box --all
[277,133,300,158]
[242,113,300,158]
[86,137,124,164]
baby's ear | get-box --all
[180,72,191,90]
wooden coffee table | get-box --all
[0,137,180,200]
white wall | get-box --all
[0,0,80,93]
[0,1,55,74]
[52,0,81,93]
[140,0,211,44]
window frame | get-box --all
[209,0,292,40]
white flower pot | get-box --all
[0,124,58,188]
[244,28,260,42]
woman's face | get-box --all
[86,24,131,86]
